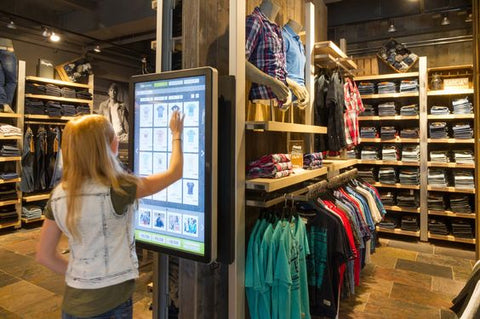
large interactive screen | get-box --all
[129,67,217,263]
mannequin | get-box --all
[0,38,16,113]
[283,19,309,109]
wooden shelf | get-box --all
[371,182,420,190]
[355,72,419,81]
[360,138,420,143]
[323,159,357,171]
[0,199,20,207]
[245,121,327,134]
[0,135,21,140]
[21,216,45,224]
[360,92,419,99]
[0,113,21,118]
[313,41,357,70]
[376,226,420,238]
[427,186,475,194]
[246,167,328,192]
[428,233,475,244]
[427,138,474,144]
[428,65,473,72]
[427,162,474,169]
[0,219,20,230]
[25,76,91,89]
[0,157,21,162]
[357,160,419,166]
[358,115,419,121]
[428,210,476,219]
[383,205,420,213]
[0,178,20,185]
[24,114,76,121]
[427,114,474,120]
[427,89,474,96]
[25,93,93,105]
[23,193,50,203]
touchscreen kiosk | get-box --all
[129,67,218,263]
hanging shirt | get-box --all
[282,24,306,86]
[343,77,364,147]
[294,217,311,319]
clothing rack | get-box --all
[327,168,358,189]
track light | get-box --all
[387,22,397,33]
[441,14,450,26]
[50,32,60,42]
[6,20,16,30]
[465,13,472,23]
[93,45,101,53]
[42,27,51,38]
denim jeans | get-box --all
[62,297,132,319]
[20,127,35,193]
[0,50,17,106]
[35,126,47,191]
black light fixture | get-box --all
[387,20,397,33]
[6,20,16,30]
[441,14,450,26]
[93,45,101,53]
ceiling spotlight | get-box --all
[42,27,51,38]
[441,14,450,26]
[387,22,397,33]
[50,32,60,42]
[6,20,16,30]
[93,45,101,53]
[465,13,473,23]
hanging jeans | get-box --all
[35,127,47,191]
[20,128,35,193]
[48,128,62,189]
[0,49,17,106]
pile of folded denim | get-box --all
[360,146,379,160]
[430,150,450,163]
[360,126,377,138]
[0,206,18,223]
[428,168,448,187]
[22,205,43,220]
[380,126,397,139]
[45,84,62,97]
[346,149,357,159]
[453,170,474,189]
[400,128,419,138]
[401,215,419,231]
[399,79,418,92]
[378,167,396,184]
[247,154,293,179]
[382,145,399,161]
[61,87,77,99]
[451,219,474,238]
[378,215,400,229]
[0,172,18,180]
[76,105,91,114]
[378,41,418,72]
[25,100,45,115]
[25,82,47,95]
[399,168,419,185]
[379,191,395,205]
[0,145,20,157]
[401,145,420,162]
[303,152,323,170]
[377,81,396,94]
[0,185,17,200]
[400,104,418,116]
[360,104,375,116]
[378,102,396,116]
[452,123,473,139]
[0,124,21,137]
[76,90,93,100]
[452,97,473,114]
[396,192,418,207]
[428,218,449,235]
[427,193,446,210]
[450,195,472,213]
[453,150,474,164]
[358,82,375,95]
[429,122,448,139]
[46,101,63,117]
[358,167,376,183]
[430,105,450,115]
[62,104,76,116]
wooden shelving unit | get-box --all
[21,216,45,224]
[427,186,475,194]
[360,92,419,99]
[428,210,476,219]
[25,93,92,105]
[23,193,50,203]
[356,72,420,81]
[427,138,475,144]
[24,114,75,121]
[358,115,419,121]
[0,178,20,185]
[384,205,420,213]
[427,114,474,120]
[427,89,474,96]
[0,157,21,162]
[357,160,419,166]
[25,76,90,89]
[245,121,327,134]
[313,41,357,72]
[0,113,22,118]
[371,182,420,190]
[0,136,21,140]
[428,233,475,244]
[322,159,357,171]
[376,226,420,238]
[360,138,420,143]
[427,162,475,169]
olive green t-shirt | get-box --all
[44,180,137,317]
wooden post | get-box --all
[418,56,428,242]
[473,0,480,259]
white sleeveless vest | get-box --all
[50,182,139,289]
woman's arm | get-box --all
[35,219,68,275]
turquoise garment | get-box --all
[295,217,311,319]
[258,224,274,319]
[246,219,267,319]
[274,220,294,319]
[307,225,328,288]
[269,220,284,319]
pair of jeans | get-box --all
[20,127,35,193]
[62,297,133,319]
[35,126,47,191]
[0,50,17,106]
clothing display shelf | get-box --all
[428,210,476,219]
[360,138,420,143]
[359,115,419,121]
[428,233,475,245]
[357,160,419,166]
[376,226,420,238]
[427,162,475,169]
[313,41,357,74]
[427,186,475,194]
[427,138,475,144]
[245,121,327,134]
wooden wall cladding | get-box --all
[246,0,305,27]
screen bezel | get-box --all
[129,67,217,263]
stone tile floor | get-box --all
[0,227,476,318]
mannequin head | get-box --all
[285,19,303,34]
[259,0,281,21]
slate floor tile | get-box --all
[396,258,453,279]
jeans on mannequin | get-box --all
[0,49,17,106]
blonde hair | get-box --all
[61,114,137,240]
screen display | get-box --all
[132,74,208,257]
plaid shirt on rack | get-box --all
[246,7,287,102]
[344,78,364,147]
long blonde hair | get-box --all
[61,115,137,240]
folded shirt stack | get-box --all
[453,170,474,189]
[76,105,91,114]
[61,87,77,99]
[358,82,375,95]
[400,104,418,116]
[429,122,448,139]
[427,193,446,210]
[0,206,18,223]
[450,195,472,213]
[360,104,375,116]
[358,167,376,183]
[346,149,357,159]
[360,126,377,138]
[0,172,18,180]
[453,150,474,164]
[430,150,450,163]
[399,79,418,92]
[0,185,16,200]
[428,218,449,235]
[45,101,63,117]
[452,123,473,139]
[0,145,20,157]
[25,82,47,95]
[377,81,396,94]
[247,154,293,179]
[76,91,93,100]
[399,168,420,185]
[401,145,420,162]
[396,192,418,207]
[303,152,323,170]
[400,128,419,139]
[451,219,474,238]
[378,102,396,116]
[0,124,21,137]
[25,100,45,115]
[378,167,396,184]
[401,215,419,232]
[378,215,400,229]
[430,105,450,115]
[45,84,62,97]
[62,104,76,116]
[380,126,397,139]
[22,205,43,220]
[428,168,448,187]
[379,191,395,206]
[452,97,473,114]
[360,146,379,160]
[382,145,399,161]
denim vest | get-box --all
[50,182,139,289]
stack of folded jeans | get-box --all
[453,150,474,164]
[21,205,43,220]
[399,168,420,185]
[396,191,418,207]
[62,104,76,116]
[303,152,323,170]
[400,128,419,138]
[358,82,375,95]
[452,123,473,139]
[0,145,20,157]
[0,172,18,180]
[377,81,396,94]
[379,191,395,205]
[360,146,379,160]
[430,105,450,115]
[428,168,448,187]
[346,149,357,159]
[247,154,293,179]
[0,206,18,223]
[45,84,62,97]
[400,104,418,116]
[380,126,397,139]
[0,185,17,200]
[378,167,396,184]
[401,145,420,162]
[0,124,21,137]
[430,150,450,163]
[401,215,419,231]
[382,145,399,161]
[452,97,473,114]
[451,219,474,238]
[379,215,400,229]
[399,79,418,92]
[76,91,93,100]
[427,193,446,210]
[450,195,472,213]
[429,122,448,139]
[358,167,376,183]
[453,170,474,189]
[428,218,449,235]
[46,101,63,117]
[360,126,377,138]
[25,100,45,115]
[61,87,77,99]
[25,82,47,95]
[378,102,396,116]
[76,105,91,114]
[360,104,375,116]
